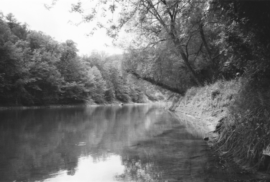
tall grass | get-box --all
[217,78,270,171]
[179,77,270,172]
[179,79,240,119]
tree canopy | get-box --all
[0,13,166,106]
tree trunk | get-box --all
[145,0,203,86]
[199,23,218,79]
[199,23,212,62]
[172,37,203,86]
[127,70,184,94]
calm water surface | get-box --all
[0,105,256,182]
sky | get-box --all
[0,0,124,55]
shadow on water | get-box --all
[0,105,260,182]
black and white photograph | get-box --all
[0,0,270,181]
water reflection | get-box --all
[117,126,208,182]
[45,155,124,182]
[0,105,177,182]
[0,105,254,182]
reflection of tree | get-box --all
[0,105,169,182]
[116,155,158,182]
[0,108,88,182]
[117,126,209,182]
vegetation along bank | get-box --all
[1,0,270,175]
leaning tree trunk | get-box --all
[199,23,218,80]
[172,36,203,86]
[145,0,203,86]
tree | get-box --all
[66,0,217,85]
[88,66,108,103]
[0,12,164,106]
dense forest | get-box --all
[0,13,167,106]
[1,0,270,173]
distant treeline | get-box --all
[0,13,165,106]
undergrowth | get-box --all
[178,79,240,118]
[177,77,270,172]
[217,78,270,172]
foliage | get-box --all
[0,13,156,106]
[217,79,270,171]
[177,79,239,117]
[123,46,194,95]
[3,0,270,174]
[35,0,270,173]
[121,2,270,172]
[207,0,270,172]
[68,0,222,85]
[110,0,241,94]
[210,0,270,78]
[49,0,248,94]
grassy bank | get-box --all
[174,79,240,133]
[173,78,270,174]
[216,78,270,173]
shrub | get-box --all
[185,87,199,101]
[211,89,220,100]
[217,78,270,171]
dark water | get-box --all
[0,105,258,182]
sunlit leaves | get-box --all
[70,2,83,13]
[0,12,155,105]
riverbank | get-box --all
[171,79,270,181]
[172,79,240,137]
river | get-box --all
[0,105,259,182]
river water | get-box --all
[0,105,259,182]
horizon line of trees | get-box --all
[0,13,167,106]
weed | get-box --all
[217,78,270,172]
